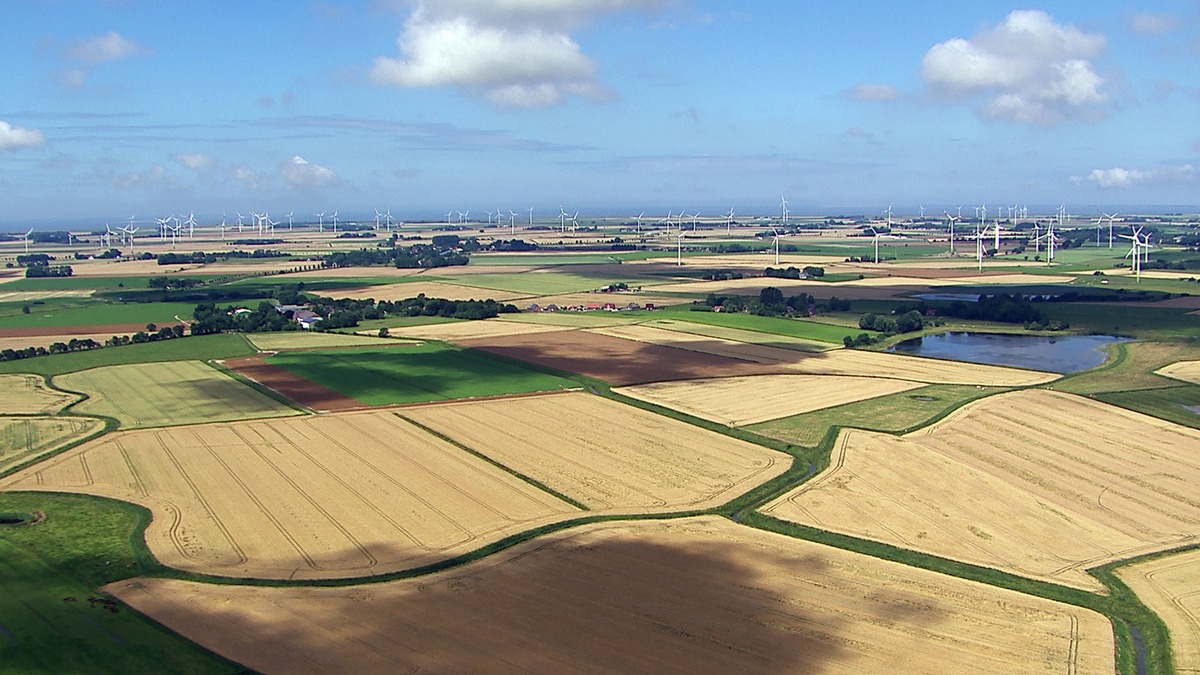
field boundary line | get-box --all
[392,412,590,512]
[204,359,313,415]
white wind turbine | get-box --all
[558,207,568,233]
[315,211,325,232]
[944,210,960,255]
[570,211,579,233]
[331,210,338,233]
[384,209,393,232]
[185,212,197,239]
[1102,211,1119,249]
[287,211,294,231]
[218,214,228,240]
[124,226,138,254]
[374,209,383,230]
[528,207,534,225]
[509,209,517,236]
[725,208,735,234]
[780,196,789,226]
[237,212,246,233]
[770,226,781,265]
[22,228,33,254]
[975,223,992,272]
[882,204,893,229]
[867,226,881,264]
[634,211,645,234]
[1121,226,1152,282]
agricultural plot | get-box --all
[264,343,579,406]
[57,361,300,428]
[518,292,684,309]
[763,389,1200,591]
[244,331,407,351]
[782,348,1059,386]
[0,373,78,413]
[645,319,833,353]
[656,307,873,344]
[381,319,568,342]
[498,311,645,328]
[615,375,923,426]
[328,281,530,302]
[400,392,789,511]
[591,324,818,365]
[0,333,257,378]
[1157,360,1200,385]
[0,416,103,476]
[0,411,581,579]
[1116,548,1200,673]
[435,270,650,296]
[457,329,791,386]
[105,516,1113,675]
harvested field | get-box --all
[0,374,78,413]
[327,281,530,302]
[0,323,150,338]
[221,355,362,412]
[616,375,923,426]
[1116,548,1200,673]
[1,411,580,579]
[591,324,816,364]
[383,319,568,342]
[0,416,103,475]
[782,348,1059,386]
[519,292,684,309]
[1157,361,1200,385]
[401,392,789,511]
[57,361,300,428]
[0,331,136,354]
[105,516,1113,675]
[270,266,425,280]
[457,329,793,386]
[650,277,930,300]
[244,331,408,351]
[0,289,93,302]
[499,311,644,328]
[645,319,832,353]
[763,389,1200,591]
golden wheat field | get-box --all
[782,348,1060,386]
[615,375,923,426]
[399,392,791,511]
[645,319,832,352]
[0,374,78,414]
[1156,361,1200,385]
[56,361,300,428]
[329,281,530,302]
[380,319,570,342]
[1116,548,1200,673]
[0,410,581,579]
[104,516,1114,675]
[0,416,104,476]
[244,331,407,351]
[763,389,1200,591]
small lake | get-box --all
[887,332,1125,373]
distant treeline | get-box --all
[0,324,185,363]
[323,240,472,269]
[157,250,289,265]
[691,288,850,317]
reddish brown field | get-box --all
[456,330,792,386]
[0,323,155,338]
[220,355,362,412]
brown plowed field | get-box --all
[456,329,793,385]
[764,389,1200,591]
[221,355,361,412]
[105,516,1114,674]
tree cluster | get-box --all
[323,241,470,269]
[25,264,73,278]
[764,265,824,279]
[691,288,848,317]
[858,310,925,334]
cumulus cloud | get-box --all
[67,31,148,64]
[279,155,339,189]
[921,10,1107,124]
[1087,164,1196,188]
[844,83,898,101]
[370,0,670,107]
[0,120,47,151]
[173,153,215,170]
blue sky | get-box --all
[2,0,1198,227]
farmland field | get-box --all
[0,411,581,579]
[0,333,256,377]
[0,373,78,413]
[763,389,1200,591]
[0,301,196,330]
[327,280,531,302]
[264,343,579,405]
[382,319,569,342]
[244,330,407,351]
[658,305,870,344]
[104,516,1113,674]
[1116,548,1200,673]
[497,310,646,328]
[1157,360,1200,385]
[57,361,301,428]
[400,392,790,511]
[436,270,652,296]
[591,324,821,365]
[781,348,1060,386]
[615,374,923,426]
[645,318,833,352]
[0,416,104,476]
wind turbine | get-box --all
[725,208,735,235]
[315,211,325,232]
[993,217,1001,252]
[22,228,33,254]
[943,210,960,255]
[570,211,579,233]
[882,204,893,229]
[780,196,789,226]
[374,209,383,230]
[124,226,138,254]
[867,226,881,264]
[287,211,294,231]
[331,210,338,233]
[770,226,781,265]
[384,209,393,232]
[1102,211,1119,249]
[237,212,246,233]
[218,214,228,240]
[558,207,568,233]
[1121,226,1151,282]
[634,211,645,234]
[528,207,534,225]
[975,223,992,272]
[185,212,197,239]
[508,209,517,236]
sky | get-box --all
[2,0,1199,228]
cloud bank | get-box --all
[0,120,46,151]
[1087,164,1196,188]
[921,10,1107,125]
[370,0,671,107]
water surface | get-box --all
[887,332,1124,373]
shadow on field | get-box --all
[111,522,947,673]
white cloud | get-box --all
[0,120,46,151]
[370,0,670,107]
[1128,12,1177,36]
[921,10,1107,125]
[67,31,148,64]
[173,153,214,170]
[229,165,271,192]
[1087,164,1196,188]
[844,83,898,102]
[108,163,168,190]
[279,155,339,189]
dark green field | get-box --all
[0,333,256,377]
[0,301,199,330]
[657,305,872,344]
[266,343,579,405]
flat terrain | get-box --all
[328,280,530,302]
[763,389,1200,591]
[1,411,580,579]
[57,361,300,428]
[382,318,568,341]
[645,318,833,352]
[1157,360,1200,385]
[0,416,104,475]
[615,374,923,426]
[0,373,79,413]
[221,355,362,412]
[243,330,407,351]
[781,348,1060,386]
[1116,548,1200,673]
[400,392,790,511]
[592,324,825,364]
[104,516,1114,675]
[458,329,793,385]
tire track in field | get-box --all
[152,432,249,567]
[230,424,378,570]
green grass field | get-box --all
[0,333,256,377]
[0,301,198,330]
[266,343,579,405]
[644,319,832,352]
[0,492,243,673]
[1094,385,1200,430]
[58,361,301,429]
[244,330,405,351]
[747,384,1010,447]
[657,305,872,344]
[2,275,226,291]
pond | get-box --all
[887,332,1125,373]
